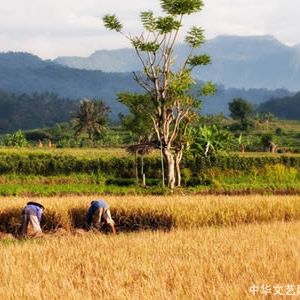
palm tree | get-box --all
[73,98,110,140]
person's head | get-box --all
[27,201,44,210]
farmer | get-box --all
[21,201,44,236]
[86,200,116,234]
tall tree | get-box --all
[229,98,253,130]
[103,0,215,189]
[72,98,110,140]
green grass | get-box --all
[247,119,300,150]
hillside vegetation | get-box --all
[257,92,300,120]
[0,90,77,133]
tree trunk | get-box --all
[175,147,183,187]
[163,148,175,190]
[141,155,146,186]
[135,151,139,185]
[160,140,165,188]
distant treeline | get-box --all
[0,90,77,133]
[257,92,300,120]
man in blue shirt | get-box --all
[21,201,44,236]
[86,200,116,234]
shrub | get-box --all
[3,130,28,147]
[275,127,284,136]
[264,164,298,183]
[0,152,299,178]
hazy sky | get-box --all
[0,0,299,59]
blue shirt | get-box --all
[24,204,43,223]
[86,200,109,226]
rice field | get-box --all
[1,195,300,299]
[1,195,300,234]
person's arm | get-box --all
[109,223,116,234]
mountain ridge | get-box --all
[54,35,300,91]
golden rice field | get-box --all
[1,195,300,299]
[1,195,300,233]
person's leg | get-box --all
[28,214,42,235]
[93,207,104,229]
[21,213,29,236]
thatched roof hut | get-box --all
[126,143,155,156]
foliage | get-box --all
[257,92,300,120]
[72,98,110,140]
[229,98,253,130]
[260,133,276,149]
[264,164,298,183]
[0,90,77,133]
[2,130,28,147]
[187,125,236,156]
[118,93,154,143]
[0,150,299,179]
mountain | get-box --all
[0,52,140,119]
[0,52,293,122]
[55,49,140,73]
[54,35,300,91]
[257,92,300,120]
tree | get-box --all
[103,0,215,189]
[229,98,253,130]
[72,98,110,140]
[118,93,154,143]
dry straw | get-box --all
[1,195,300,234]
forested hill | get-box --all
[257,92,300,120]
[0,90,77,133]
[0,52,139,118]
[0,52,293,126]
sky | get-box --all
[0,0,299,59]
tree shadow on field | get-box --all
[68,208,175,233]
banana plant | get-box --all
[187,125,235,156]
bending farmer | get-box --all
[21,201,44,236]
[86,200,116,234]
